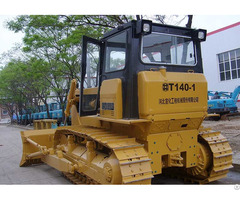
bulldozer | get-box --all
[20,19,233,184]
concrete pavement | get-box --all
[0,125,70,184]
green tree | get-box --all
[0,58,52,123]
[0,59,30,122]
[6,15,133,122]
[6,15,133,82]
[3,15,191,123]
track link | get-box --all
[63,172,99,184]
[199,128,233,183]
[55,126,153,184]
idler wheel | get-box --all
[103,154,122,184]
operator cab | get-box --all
[80,19,207,119]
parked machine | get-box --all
[19,103,64,125]
[208,86,240,116]
[32,112,38,120]
[50,103,64,125]
[19,20,233,184]
[18,109,30,125]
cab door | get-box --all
[80,36,103,116]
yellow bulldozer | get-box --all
[20,19,233,184]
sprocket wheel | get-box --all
[187,142,212,179]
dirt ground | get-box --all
[203,116,240,164]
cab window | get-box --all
[142,33,196,66]
[82,42,100,111]
[105,31,127,72]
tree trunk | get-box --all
[43,100,50,119]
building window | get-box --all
[2,109,8,115]
[218,48,240,81]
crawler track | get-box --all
[55,126,153,184]
[56,126,233,184]
[198,128,233,183]
[63,172,99,184]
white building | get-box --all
[201,21,240,92]
[0,106,10,123]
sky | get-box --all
[0,15,24,56]
[0,0,240,57]
[0,0,239,56]
[1,15,239,56]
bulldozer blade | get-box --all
[20,129,56,167]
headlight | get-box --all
[198,31,205,40]
[143,23,150,33]
[193,29,207,41]
[135,19,152,36]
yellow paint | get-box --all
[20,129,55,167]
[100,79,122,119]
[83,87,98,95]
[147,130,199,174]
[19,69,232,184]
[138,70,208,119]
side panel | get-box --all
[100,79,123,119]
[138,70,208,120]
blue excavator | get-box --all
[208,86,240,118]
